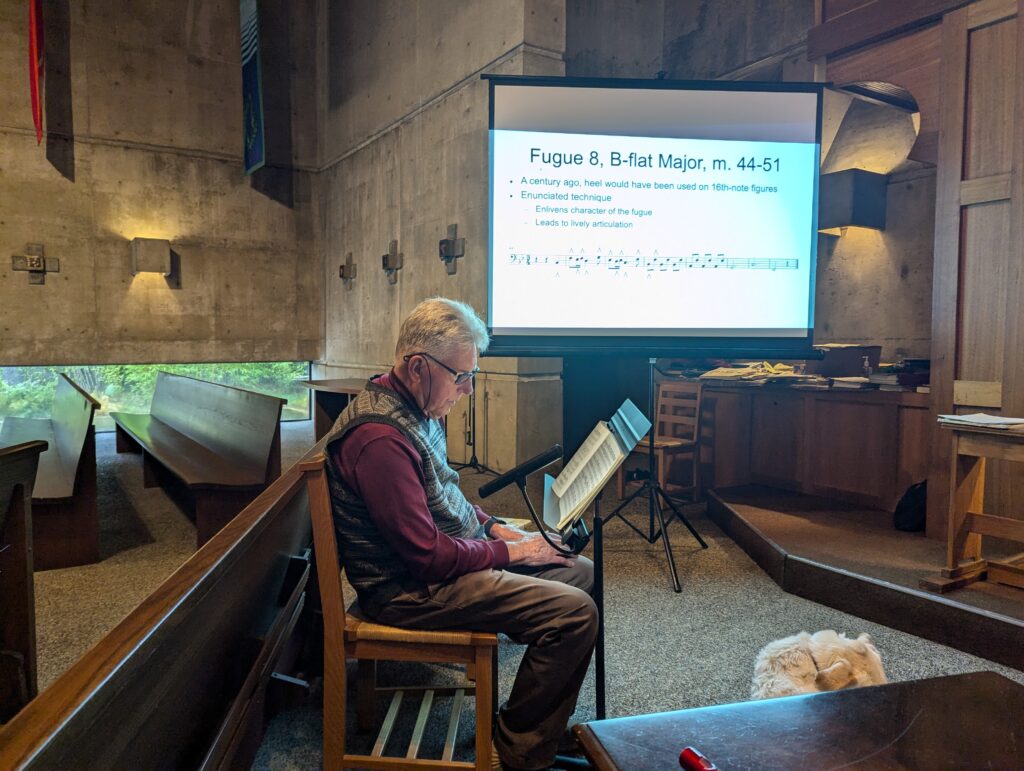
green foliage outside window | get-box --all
[0,362,310,431]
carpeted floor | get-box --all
[253,463,1024,769]
[33,421,316,688]
[31,422,1024,768]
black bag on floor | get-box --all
[894,480,927,532]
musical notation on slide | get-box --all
[506,252,799,272]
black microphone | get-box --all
[478,444,562,499]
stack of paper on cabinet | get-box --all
[830,376,874,390]
[938,413,1024,430]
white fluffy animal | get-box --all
[750,630,887,700]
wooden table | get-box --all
[920,422,1024,593]
[300,379,366,440]
[574,671,1024,770]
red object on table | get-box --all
[679,746,718,771]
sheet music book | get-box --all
[542,399,651,531]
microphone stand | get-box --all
[451,390,496,475]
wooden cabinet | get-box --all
[703,385,930,512]
[750,391,805,489]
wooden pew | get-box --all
[0,375,101,569]
[0,453,314,767]
[0,440,47,723]
[111,372,286,547]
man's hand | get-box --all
[506,532,577,567]
[488,521,530,542]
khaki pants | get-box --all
[373,558,597,770]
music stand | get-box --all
[605,357,707,592]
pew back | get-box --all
[0,374,100,501]
[151,372,285,482]
[0,376,101,569]
[0,452,314,767]
[0,440,47,723]
[47,376,100,499]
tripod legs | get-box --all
[606,480,707,593]
[656,485,708,550]
[649,482,682,593]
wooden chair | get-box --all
[616,380,702,502]
[300,454,498,770]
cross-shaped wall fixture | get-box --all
[339,252,357,290]
[11,244,60,285]
[381,239,402,285]
[438,224,465,275]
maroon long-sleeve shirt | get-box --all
[328,372,510,584]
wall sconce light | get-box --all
[818,169,888,236]
[131,237,180,288]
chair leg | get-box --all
[474,646,495,771]
[692,451,701,503]
[615,465,625,500]
[357,659,376,732]
[656,449,667,493]
[323,645,346,771]
[490,646,499,720]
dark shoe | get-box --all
[491,740,537,771]
[558,726,583,755]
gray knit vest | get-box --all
[323,377,482,616]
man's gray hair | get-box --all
[395,297,490,359]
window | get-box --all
[0,362,311,431]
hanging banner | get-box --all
[28,0,44,144]
[240,0,265,174]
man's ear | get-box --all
[405,354,423,380]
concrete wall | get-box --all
[815,171,935,361]
[815,96,934,361]
[0,0,320,365]
[318,0,937,469]
[0,0,936,454]
[565,0,814,79]
[317,0,566,469]
[563,0,932,364]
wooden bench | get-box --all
[111,372,286,547]
[0,375,101,569]
[0,440,47,723]
[0,453,314,765]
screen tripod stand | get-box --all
[449,390,495,474]
[605,358,708,592]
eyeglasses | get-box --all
[404,351,479,385]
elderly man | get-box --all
[323,297,597,771]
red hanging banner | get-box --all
[28,0,44,144]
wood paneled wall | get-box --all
[813,0,1024,539]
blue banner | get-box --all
[241,0,265,174]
